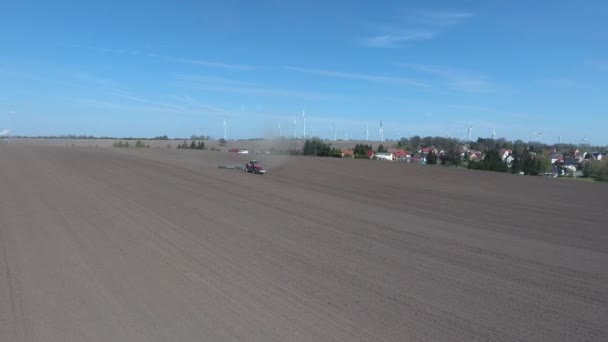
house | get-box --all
[591,152,603,161]
[458,145,469,158]
[374,152,395,161]
[549,151,563,164]
[341,149,354,158]
[388,148,409,159]
[421,146,438,155]
[569,149,580,158]
[499,149,513,161]
[468,150,483,161]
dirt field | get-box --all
[1,144,606,341]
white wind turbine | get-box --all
[491,127,496,139]
[379,120,384,142]
[223,119,227,140]
[302,110,306,139]
[533,129,543,142]
[333,121,336,141]
[465,123,473,141]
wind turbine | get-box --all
[223,119,227,140]
[302,110,306,139]
[557,136,562,144]
[379,120,384,142]
[333,121,336,141]
[278,122,281,137]
[580,137,589,144]
[293,117,297,140]
[533,129,543,142]
[366,124,369,141]
[465,123,473,141]
[491,127,496,139]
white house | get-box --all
[374,152,395,161]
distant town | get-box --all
[4,133,607,182]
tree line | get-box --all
[177,140,205,150]
[112,140,149,148]
[302,138,342,157]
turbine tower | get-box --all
[223,119,227,140]
[534,129,543,142]
[293,117,297,140]
[278,122,281,137]
[333,121,336,141]
[302,110,306,139]
[465,123,473,142]
[379,121,384,142]
[366,124,369,141]
[491,127,496,139]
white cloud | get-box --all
[539,78,585,89]
[411,11,474,27]
[361,30,437,48]
[175,58,256,71]
[361,10,473,48]
[399,63,497,93]
[75,45,256,71]
[284,66,427,87]
[172,75,343,101]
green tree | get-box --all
[135,140,147,148]
[218,138,227,146]
[377,144,387,153]
[426,151,438,164]
[353,144,372,158]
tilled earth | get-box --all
[1,145,607,341]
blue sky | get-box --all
[1,1,607,144]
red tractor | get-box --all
[245,160,266,175]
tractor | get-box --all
[245,160,266,175]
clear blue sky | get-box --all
[1,1,607,144]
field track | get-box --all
[1,145,607,341]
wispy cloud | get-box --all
[74,91,233,118]
[284,66,427,87]
[361,10,474,48]
[585,59,608,72]
[539,78,586,89]
[172,75,343,101]
[175,58,256,71]
[361,30,437,48]
[448,104,490,111]
[410,11,474,26]
[398,63,497,93]
[75,45,256,71]
[69,72,116,86]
